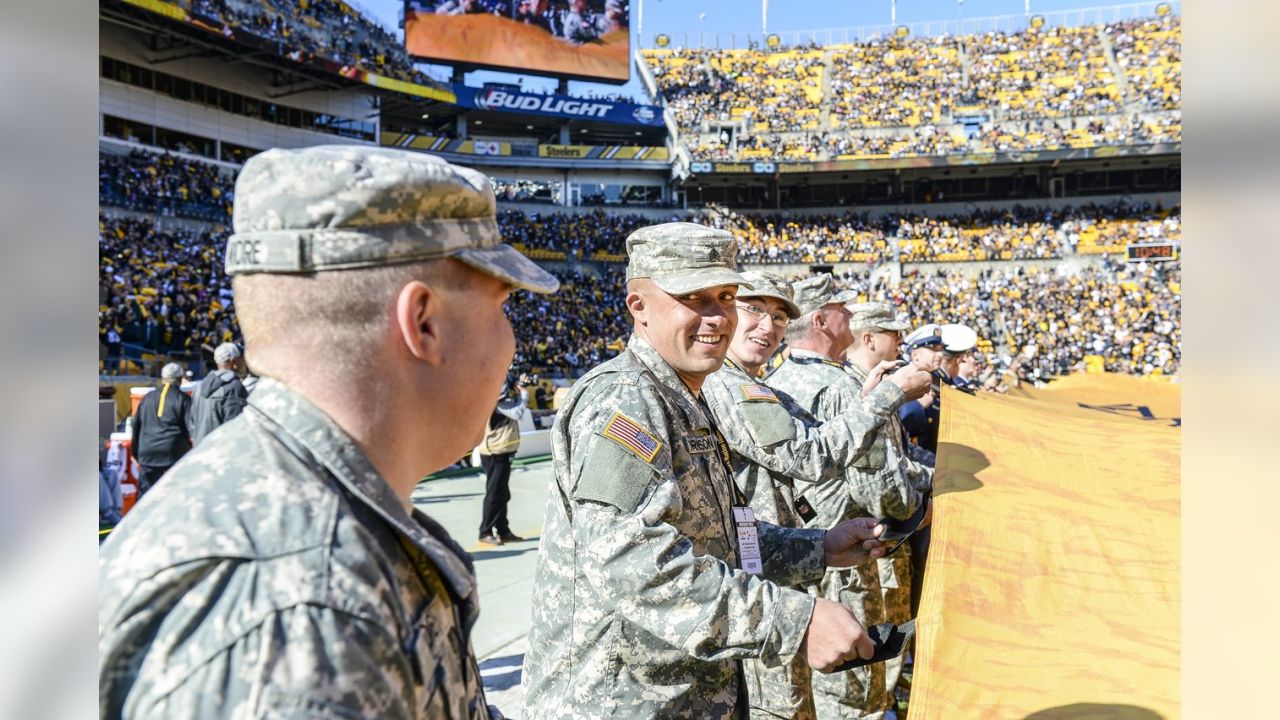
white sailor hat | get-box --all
[940,323,978,354]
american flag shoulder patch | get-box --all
[740,384,780,403]
[601,412,663,463]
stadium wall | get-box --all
[740,256,1108,279]
[711,191,1181,222]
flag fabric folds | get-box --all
[911,375,1180,719]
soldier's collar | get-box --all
[787,348,848,370]
[846,362,871,383]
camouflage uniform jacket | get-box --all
[702,357,906,527]
[844,362,934,495]
[522,336,828,719]
[99,380,490,719]
[766,350,925,527]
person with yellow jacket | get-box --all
[477,372,530,546]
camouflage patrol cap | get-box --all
[624,222,752,295]
[791,273,857,316]
[224,145,559,293]
[847,302,910,332]
[738,270,801,319]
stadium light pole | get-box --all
[891,0,896,28]
[763,0,768,35]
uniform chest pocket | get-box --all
[738,400,797,448]
[851,436,888,470]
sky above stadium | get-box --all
[362,0,1162,99]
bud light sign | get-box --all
[455,85,665,127]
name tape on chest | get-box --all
[740,384,780,403]
[685,435,717,455]
[601,412,663,463]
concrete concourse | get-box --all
[410,459,554,717]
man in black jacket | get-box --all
[188,342,250,446]
[131,362,192,495]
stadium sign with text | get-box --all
[455,86,663,127]
[405,0,632,84]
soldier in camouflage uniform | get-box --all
[522,224,892,719]
[766,276,930,720]
[702,272,931,719]
[99,146,559,719]
[843,302,937,710]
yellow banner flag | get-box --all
[912,375,1180,719]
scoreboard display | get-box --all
[405,1,631,84]
[1125,242,1178,262]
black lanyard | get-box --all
[695,392,749,508]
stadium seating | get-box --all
[179,0,441,86]
[100,149,236,222]
[99,215,237,374]
[831,258,1180,378]
[1110,15,1181,112]
[643,14,1181,163]
[98,143,1179,379]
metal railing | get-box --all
[99,186,231,223]
[100,344,213,379]
[641,1,1179,50]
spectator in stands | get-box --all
[187,342,251,446]
[131,362,193,495]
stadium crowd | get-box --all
[710,208,890,264]
[1110,15,1182,111]
[827,37,964,130]
[97,144,1180,381]
[965,24,1121,120]
[832,256,1180,379]
[97,201,1180,380]
[497,209,663,259]
[644,14,1181,162]
[100,149,235,222]
[495,202,1180,263]
[505,267,630,378]
[181,0,442,87]
[98,215,238,372]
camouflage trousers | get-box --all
[745,646,815,719]
[877,549,913,704]
[809,562,890,719]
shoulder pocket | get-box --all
[572,435,657,513]
[738,398,798,448]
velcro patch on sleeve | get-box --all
[573,435,657,513]
[600,412,663,463]
[740,384,780,403]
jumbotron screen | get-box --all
[405,1,631,84]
